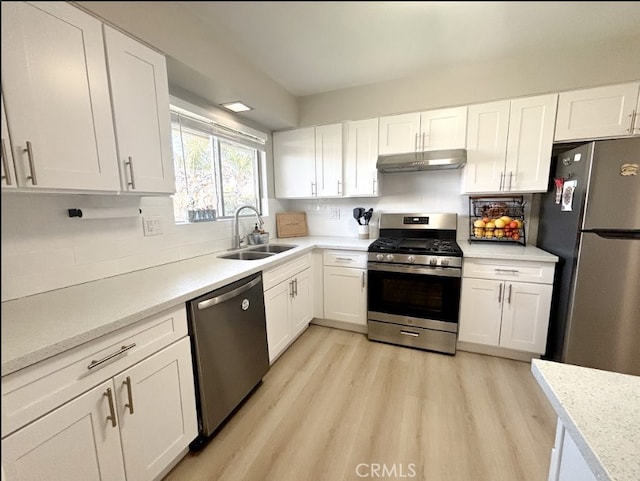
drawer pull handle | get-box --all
[507,284,513,304]
[494,269,520,274]
[104,387,117,428]
[123,376,134,415]
[400,330,419,337]
[125,156,136,189]
[88,343,136,370]
[498,284,503,303]
[335,257,354,262]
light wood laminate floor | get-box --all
[165,325,556,481]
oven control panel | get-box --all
[403,216,429,225]
[368,252,462,268]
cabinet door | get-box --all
[264,280,293,363]
[378,112,421,155]
[273,128,316,198]
[104,26,174,194]
[1,1,119,191]
[1,96,16,189]
[504,94,558,192]
[291,268,313,337]
[420,106,467,151]
[463,100,510,193]
[314,123,343,197]
[115,337,197,481]
[323,266,367,326]
[555,82,640,141]
[499,282,552,353]
[2,380,126,481]
[458,278,503,346]
[343,118,379,196]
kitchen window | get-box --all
[170,106,267,223]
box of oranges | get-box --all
[469,196,526,245]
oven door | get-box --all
[367,262,461,331]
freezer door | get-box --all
[583,138,640,230]
[565,232,640,376]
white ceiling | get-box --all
[181,1,640,97]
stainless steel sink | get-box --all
[218,251,275,260]
[247,244,297,253]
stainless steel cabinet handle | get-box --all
[632,110,639,132]
[289,280,294,297]
[507,284,513,304]
[311,181,317,196]
[498,283,503,303]
[372,178,377,194]
[88,343,136,370]
[421,132,427,151]
[499,172,504,191]
[104,387,117,428]
[494,269,520,274]
[361,271,366,289]
[414,132,419,152]
[197,276,262,309]
[508,171,513,191]
[2,138,12,185]
[337,180,342,195]
[335,257,354,262]
[125,156,136,189]
[628,111,636,133]
[400,330,419,337]
[123,376,134,415]
[294,278,298,297]
[24,141,37,185]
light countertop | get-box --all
[459,240,559,262]
[1,236,370,376]
[2,235,556,376]
[531,359,640,481]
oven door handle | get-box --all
[367,262,461,278]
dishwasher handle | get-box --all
[197,275,262,310]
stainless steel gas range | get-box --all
[367,213,462,354]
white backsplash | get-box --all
[1,192,287,301]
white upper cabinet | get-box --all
[420,106,467,150]
[463,100,511,193]
[1,96,17,189]
[378,112,421,155]
[554,82,640,141]
[379,107,467,156]
[104,26,175,194]
[463,94,557,193]
[505,94,558,192]
[1,1,120,191]
[273,127,316,198]
[273,124,343,199]
[343,118,379,197]
[314,123,343,197]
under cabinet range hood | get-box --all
[376,149,467,173]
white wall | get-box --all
[0,193,288,301]
[287,170,537,242]
[298,34,640,127]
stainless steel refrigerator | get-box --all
[537,137,640,376]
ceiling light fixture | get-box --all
[221,101,253,113]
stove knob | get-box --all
[429,257,438,266]
[385,254,395,262]
[441,258,450,266]
[376,254,384,261]
[407,255,416,264]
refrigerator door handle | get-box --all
[582,229,640,240]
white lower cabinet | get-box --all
[548,419,597,481]
[458,258,555,354]
[263,254,313,363]
[1,307,198,481]
[322,250,368,329]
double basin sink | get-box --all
[218,244,297,260]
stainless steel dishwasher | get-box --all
[187,271,269,443]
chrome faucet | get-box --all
[233,205,264,249]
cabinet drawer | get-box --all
[1,306,187,438]
[263,253,311,291]
[323,250,368,268]
[463,258,555,284]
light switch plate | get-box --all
[142,216,163,236]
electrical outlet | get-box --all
[330,208,340,219]
[142,216,163,236]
